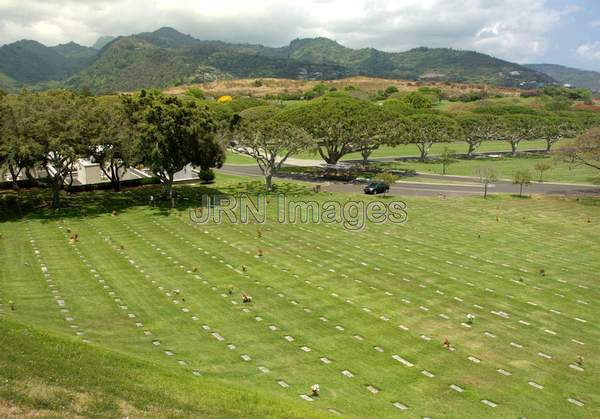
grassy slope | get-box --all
[0,319,326,418]
[1,176,599,417]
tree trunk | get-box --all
[52,179,61,208]
[265,174,273,192]
[545,140,552,152]
[163,173,174,200]
[467,142,476,158]
[511,141,518,156]
[323,151,341,165]
[442,163,447,175]
[110,164,121,192]
[417,143,429,162]
[8,164,20,190]
[483,183,488,199]
[361,149,371,165]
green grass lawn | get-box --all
[225,151,258,165]
[1,176,599,417]
[379,154,600,184]
[291,139,558,161]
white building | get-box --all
[74,159,141,185]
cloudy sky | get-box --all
[1,0,599,70]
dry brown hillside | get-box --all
[164,77,522,98]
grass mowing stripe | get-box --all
[105,214,507,416]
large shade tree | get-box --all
[408,114,460,162]
[124,90,222,198]
[540,116,580,152]
[0,94,41,189]
[231,106,312,191]
[83,96,135,192]
[354,107,409,164]
[498,114,543,155]
[19,90,88,207]
[455,114,504,158]
[279,94,386,164]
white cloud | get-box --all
[576,42,600,60]
[0,0,575,63]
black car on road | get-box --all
[364,182,389,194]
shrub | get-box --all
[186,87,205,100]
[385,85,399,95]
[198,168,215,184]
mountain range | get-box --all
[0,27,598,94]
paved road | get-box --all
[217,164,600,197]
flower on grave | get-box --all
[466,313,475,323]
[310,384,320,397]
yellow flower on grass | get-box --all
[217,95,233,104]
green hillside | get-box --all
[525,64,600,92]
[0,27,559,93]
[0,40,96,85]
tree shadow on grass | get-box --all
[0,179,314,224]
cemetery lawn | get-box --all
[291,139,558,161]
[379,153,600,184]
[1,176,599,418]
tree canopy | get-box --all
[232,107,312,190]
[124,90,221,198]
[279,95,397,164]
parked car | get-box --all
[364,181,389,194]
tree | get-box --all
[408,114,460,162]
[534,161,552,182]
[23,91,88,207]
[279,95,381,164]
[474,166,498,199]
[403,92,433,109]
[353,107,408,164]
[83,97,135,191]
[556,127,600,171]
[540,116,580,152]
[0,94,40,189]
[385,85,399,95]
[499,115,543,156]
[513,169,532,197]
[125,90,220,199]
[232,106,312,191]
[456,114,503,157]
[186,87,205,100]
[438,146,457,175]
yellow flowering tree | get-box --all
[217,95,233,104]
